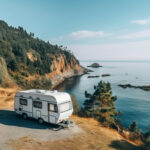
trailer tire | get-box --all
[38,118,44,124]
[22,113,27,120]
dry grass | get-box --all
[0,87,18,109]
[8,116,144,150]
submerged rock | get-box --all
[102,74,111,77]
[87,75,100,78]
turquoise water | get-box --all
[56,61,150,132]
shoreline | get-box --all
[51,65,90,90]
[52,74,84,90]
[118,84,150,91]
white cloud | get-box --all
[68,30,112,40]
[131,18,150,25]
[118,30,150,39]
[57,30,112,41]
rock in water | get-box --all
[87,63,102,68]
[102,74,110,77]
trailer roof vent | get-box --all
[53,90,57,93]
[35,90,44,94]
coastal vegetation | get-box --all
[71,95,81,115]
[71,80,150,149]
[0,20,81,89]
[82,81,121,129]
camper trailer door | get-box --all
[48,103,58,124]
[32,100,42,119]
[19,98,32,117]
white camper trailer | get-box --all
[14,89,73,125]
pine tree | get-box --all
[129,121,138,132]
[83,81,120,127]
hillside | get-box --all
[0,20,85,89]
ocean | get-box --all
[56,60,150,132]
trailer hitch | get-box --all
[58,120,74,128]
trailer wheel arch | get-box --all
[38,118,44,124]
[22,113,28,120]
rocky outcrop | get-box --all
[87,63,102,68]
[26,49,40,62]
[102,74,111,77]
[45,55,87,88]
[88,75,100,78]
[118,84,150,91]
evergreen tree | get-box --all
[129,121,138,132]
[83,81,120,127]
[7,58,18,71]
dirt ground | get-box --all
[7,116,144,150]
[0,87,145,150]
[0,110,82,150]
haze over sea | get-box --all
[57,60,150,132]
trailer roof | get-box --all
[17,89,71,104]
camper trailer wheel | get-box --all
[22,113,27,120]
[38,118,44,124]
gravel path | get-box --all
[0,110,82,150]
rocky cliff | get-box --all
[46,54,85,88]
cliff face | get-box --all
[46,54,85,88]
[50,55,80,73]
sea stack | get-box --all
[87,63,102,68]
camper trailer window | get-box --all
[20,98,27,106]
[33,101,42,109]
[48,104,58,112]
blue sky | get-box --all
[1,0,150,60]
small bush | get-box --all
[26,77,52,89]
[21,72,28,77]
[71,95,81,115]
[129,131,142,141]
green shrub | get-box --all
[82,81,121,127]
[26,77,52,89]
[21,72,28,77]
[71,95,81,115]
